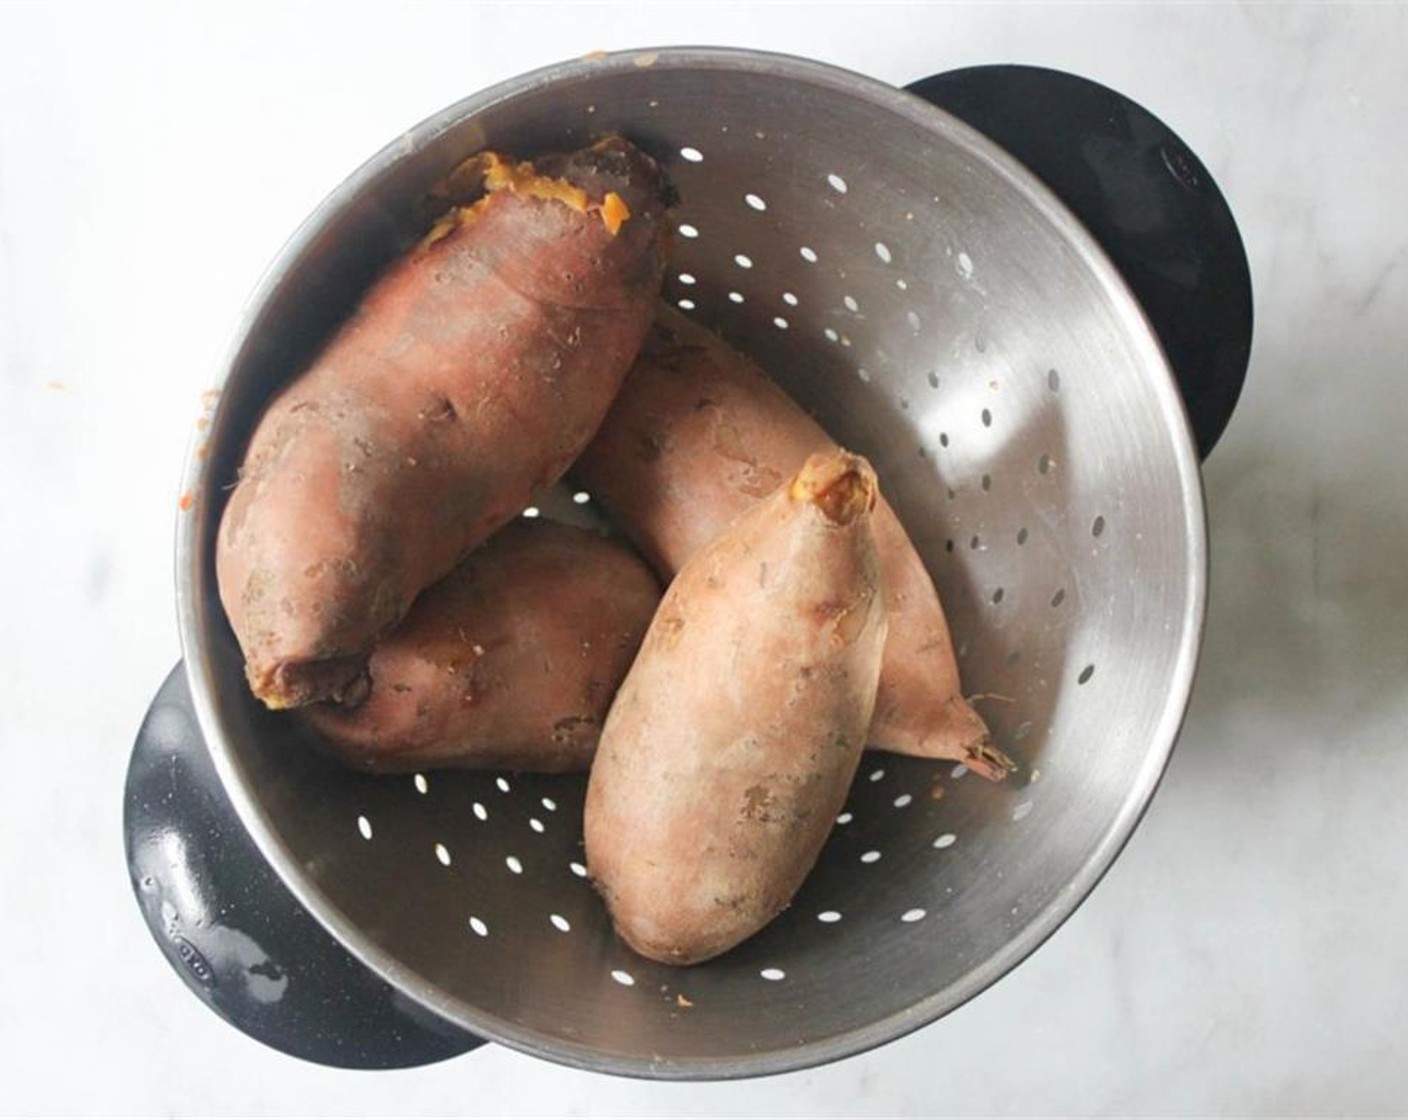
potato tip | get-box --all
[789,450,878,525]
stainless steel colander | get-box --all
[170,47,1211,1078]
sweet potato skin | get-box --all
[299,520,660,773]
[217,138,670,709]
[571,307,1009,777]
[585,451,888,965]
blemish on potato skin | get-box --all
[656,613,686,650]
[742,783,780,822]
[553,714,597,746]
[455,675,483,706]
[698,400,784,497]
[634,430,667,463]
[302,557,361,581]
[419,394,459,423]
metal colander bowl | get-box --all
[176,47,1206,1079]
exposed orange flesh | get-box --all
[423,149,634,248]
[599,190,630,235]
[481,152,591,211]
[789,451,878,525]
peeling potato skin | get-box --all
[216,138,670,709]
[299,521,661,773]
[585,451,888,965]
[571,306,996,772]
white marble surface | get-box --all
[3,3,1406,1115]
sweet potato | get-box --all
[300,520,660,773]
[217,137,671,709]
[571,307,1013,779]
[585,450,889,965]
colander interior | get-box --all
[181,49,1205,1078]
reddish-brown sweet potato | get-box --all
[586,450,889,965]
[571,307,1012,779]
[300,520,660,773]
[217,138,670,709]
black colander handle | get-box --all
[125,664,485,1068]
[907,65,1253,460]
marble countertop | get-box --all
[3,3,1405,1115]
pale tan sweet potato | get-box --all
[300,520,660,773]
[585,450,889,965]
[217,137,671,710]
[571,306,1013,779]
